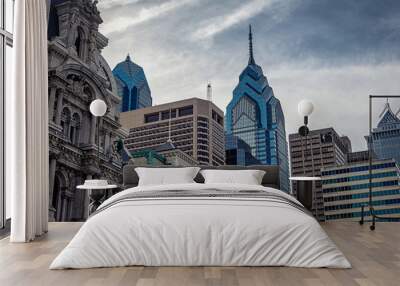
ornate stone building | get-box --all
[47,0,127,221]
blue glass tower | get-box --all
[225,25,290,192]
[366,102,400,164]
[112,54,152,112]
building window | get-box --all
[144,112,159,123]
[178,105,193,117]
[61,108,71,139]
[1,0,15,229]
[212,110,223,126]
[70,113,81,145]
[161,109,176,120]
[75,27,86,60]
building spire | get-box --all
[379,99,392,118]
[207,82,212,102]
[248,24,255,65]
[126,53,131,61]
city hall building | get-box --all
[47,0,127,221]
[120,98,225,166]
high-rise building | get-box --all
[225,25,290,192]
[112,54,152,112]
[225,134,260,166]
[366,102,400,165]
[321,155,400,221]
[120,98,225,166]
[289,128,351,220]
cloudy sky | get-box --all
[97,0,400,151]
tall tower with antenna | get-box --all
[225,24,290,193]
[207,82,212,102]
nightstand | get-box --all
[77,182,118,215]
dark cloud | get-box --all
[98,0,400,151]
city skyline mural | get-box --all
[45,0,400,223]
[98,0,400,151]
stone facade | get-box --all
[47,0,127,221]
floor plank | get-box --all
[0,222,399,286]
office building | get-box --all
[289,128,351,220]
[225,25,290,192]
[121,98,225,166]
[225,134,260,165]
[366,102,400,165]
[112,54,152,112]
[322,157,400,221]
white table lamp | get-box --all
[89,99,107,176]
[297,100,314,136]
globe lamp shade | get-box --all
[90,99,107,117]
[297,100,314,117]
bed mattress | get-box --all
[50,183,351,269]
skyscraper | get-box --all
[366,102,400,165]
[289,128,351,220]
[112,54,152,112]
[225,25,290,192]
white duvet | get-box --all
[50,183,351,269]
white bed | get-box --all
[50,183,351,269]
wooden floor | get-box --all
[0,222,399,286]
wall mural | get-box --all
[48,0,127,221]
[47,0,400,223]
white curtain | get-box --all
[6,0,49,242]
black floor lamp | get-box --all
[359,95,400,230]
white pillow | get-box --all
[135,167,200,186]
[200,169,265,185]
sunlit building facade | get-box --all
[225,26,289,192]
[112,55,152,112]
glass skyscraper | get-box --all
[225,25,290,192]
[225,134,260,166]
[366,102,400,165]
[112,54,152,112]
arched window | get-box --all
[70,113,81,145]
[75,27,85,59]
[84,86,94,101]
[60,107,71,138]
